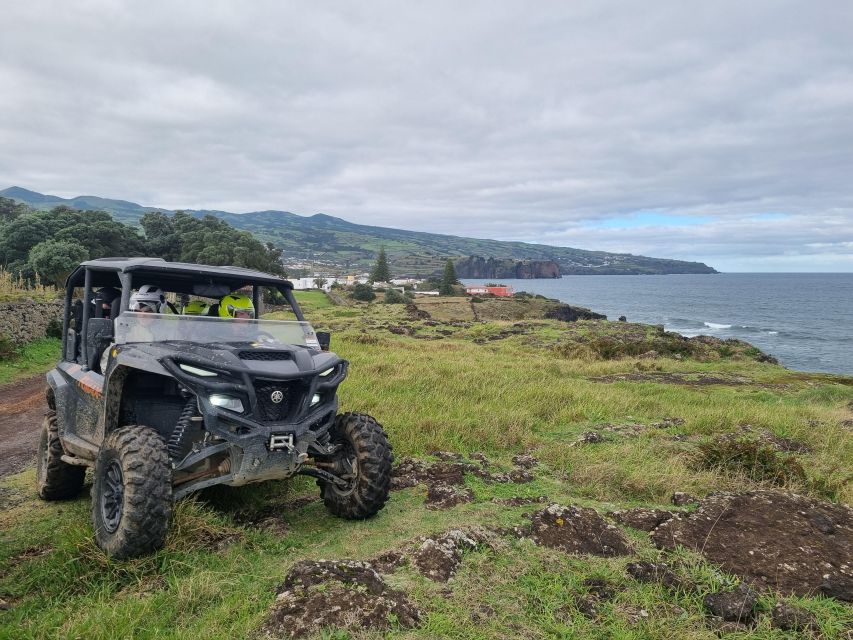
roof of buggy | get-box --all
[66,257,293,292]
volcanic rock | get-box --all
[527,504,632,556]
[703,584,758,623]
[412,529,492,582]
[625,562,684,590]
[609,508,675,532]
[264,560,420,638]
[769,600,819,632]
[652,490,853,601]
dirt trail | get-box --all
[0,375,47,477]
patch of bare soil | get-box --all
[391,452,537,510]
[0,375,47,477]
[652,490,853,601]
[232,497,321,535]
[671,492,699,506]
[609,508,675,532]
[625,561,686,590]
[262,560,420,638]
[565,577,624,621]
[590,372,750,386]
[523,504,633,557]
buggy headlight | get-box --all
[209,394,244,412]
[319,367,335,377]
[311,394,321,406]
[180,364,218,377]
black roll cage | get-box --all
[62,258,304,370]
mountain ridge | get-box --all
[1,186,718,276]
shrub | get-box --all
[351,284,376,302]
[0,334,19,360]
[693,435,806,486]
[45,318,63,339]
[384,289,407,304]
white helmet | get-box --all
[130,284,164,312]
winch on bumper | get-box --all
[160,348,349,499]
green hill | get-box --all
[1,187,717,276]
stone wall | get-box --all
[0,300,63,345]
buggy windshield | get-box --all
[114,312,320,349]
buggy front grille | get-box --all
[252,380,303,422]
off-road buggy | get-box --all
[38,258,393,558]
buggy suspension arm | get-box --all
[296,466,350,487]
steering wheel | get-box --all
[255,331,279,344]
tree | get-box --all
[352,283,376,301]
[314,277,328,289]
[439,258,458,295]
[384,288,406,304]
[28,240,90,286]
[369,247,391,283]
[0,197,31,223]
[140,211,285,275]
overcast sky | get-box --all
[2,2,852,271]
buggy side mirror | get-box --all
[316,331,331,351]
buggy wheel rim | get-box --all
[100,460,124,533]
[330,442,359,497]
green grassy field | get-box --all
[0,338,61,385]
[1,297,851,639]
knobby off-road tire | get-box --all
[322,412,393,520]
[37,410,85,500]
[91,426,172,559]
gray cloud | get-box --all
[1,1,852,270]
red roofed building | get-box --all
[465,285,515,297]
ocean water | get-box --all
[462,273,853,375]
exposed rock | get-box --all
[527,504,633,556]
[615,603,649,625]
[671,492,699,506]
[625,562,684,590]
[492,495,549,507]
[583,577,620,601]
[705,616,750,635]
[412,529,492,582]
[770,600,819,632]
[651,417,686,429]
[392,454,537,508]
[652,490,853,601]
[758,430,811,454]
[431,450,465,462]
[263,560,420,638]
[609,508,675,532]
[469,452,490,465]
[469,604,496,622]
[703,584,758,623]
[638,350,659,359]
[453,256,561,280]
[511,453,539,469]
[576,431,606,445]
[575,594,602,619]
[370,550,406,574]
[544,304,607,322]
[426,483,475,510]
